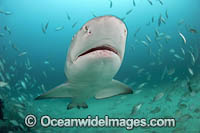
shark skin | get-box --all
[35,15,133,110]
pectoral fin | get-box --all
[35,83,73,100]
[95,79,133,99]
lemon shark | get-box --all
[35,16,133,109]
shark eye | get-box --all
[85,26,88,31]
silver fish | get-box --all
[4,11,12,15]
[153,92,164,102]
[145,35,152,43]
[188,68,194,76]
[147,0,153,5]
[18,51,27,57]
[55,26,64,31]
[133,0,136,6]
[66,12,71,20]
[165,10,168,19]
[72,22,78,28]
[141,40,149,47]
[174,54,184,60]
[152,16,154,23]
[9,120,19,126]
[178,32,186,44]
[138,82,147,89]
[134,27,141,37]
[0,81,8,87]
[158,0,163,5]
[0,33,5,37]
[131,103,142,115]
[126,9,133,15]
[4,26,11,34]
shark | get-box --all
[35,15,133,109]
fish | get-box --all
[21,81,27,89]
[157,0,163,5]
[189,28,197,33]
[194,108,200,113]
[121,17,126,21]
[178,103,187,110]
[141,40,149,48]
[41,21,49,34]
[66,12,71,20]
[174,54,184,60]
[172,127,185,133]
[161,17,166,24]
[168,68,175,75]
[158,14,162,26]
[158,14,166,26]
[138,82,147,89]
[0,10,12,15]
[45,21,49,31]
[152,16,154,23]
[178,32,186,44]
[181,48,185,55]
[91,12,97,17]
[9,120,19,126]
[189,51,195,65]
[41,24,46,34]
[134,27,141,37]
[0,10,5,14]
[147,0,153,5]
[161,66,168,80]
[131,103,142,115]
[132,0,136,6]
[153,92,164,102]
[72,22,78,28]
[14,103,25,110]
[134,89,142,94]
[0,33,5,37]
[132,65,139,69]
[155,28,160,37]
[4,11,12,15]
[44,60,49,64]
[43,71,47,78]
[169,49,175,53]
[35,16,133,109]
[145,35,152,43]
[18,51,27,57]
[137,68,145,74]
[0,81,8,87]
[177,114,192,122]
[188,68,194,76]
[165,35,171,41]
[165,10,168,19]
[108,0,112,8]
[126,9,133,15]
[55,26,64,31]
[178,19,184,26]
[4,26,11,34]
[150,107,161,114]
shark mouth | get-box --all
[77,45,119,58]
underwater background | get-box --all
[0,0,200,132]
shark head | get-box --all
[35,16,133,109]
[65,16,127,82]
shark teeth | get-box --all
[77,45,119,58]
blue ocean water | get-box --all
[0,0,200,132]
